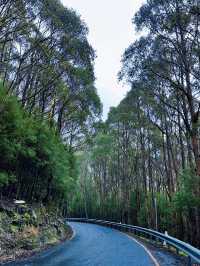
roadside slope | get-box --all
[0,200,72,264]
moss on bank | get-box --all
[0,200,72,264]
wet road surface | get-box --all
[5,222,155,266]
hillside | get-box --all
[0,199,72,264]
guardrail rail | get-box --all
[66,218,200,266]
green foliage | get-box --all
[174,168,200,211]
[0,0,101,150]
[0,84,77,203]
[0,172,15,187]
[91,133,114,160]
[138,205,148,227]
[156,193,173,231]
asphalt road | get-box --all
[6,222,155,266]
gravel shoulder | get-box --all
[126,232,188,266]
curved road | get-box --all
[6,222,155,266]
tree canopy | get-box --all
[0,0,101,212]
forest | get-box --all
[0,0,200,249]
[0,0,101,210]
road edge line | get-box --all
[67,221,159,266]
[125,233,160,266]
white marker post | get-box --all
[163,231,168,247]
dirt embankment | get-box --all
[0,200,72,264]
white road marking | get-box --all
[68,222,160,266]
[125,234,160,266]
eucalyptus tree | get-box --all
[0,0,101,149]
[119,0,200,246]
[0,0,101,214]
[121,0,200,175]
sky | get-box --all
[62,0,144,119]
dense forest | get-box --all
[0,0,101,209]
[69,0,200,248]
[0,0,200,250]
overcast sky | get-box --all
[62,0,144,119]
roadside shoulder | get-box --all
[126,233,188,266]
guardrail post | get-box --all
[175,247,179,255]
[187,256,192,266]
[155,237,159,246]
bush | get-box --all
[0,83,77,204]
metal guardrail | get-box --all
[66,218,200,265]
